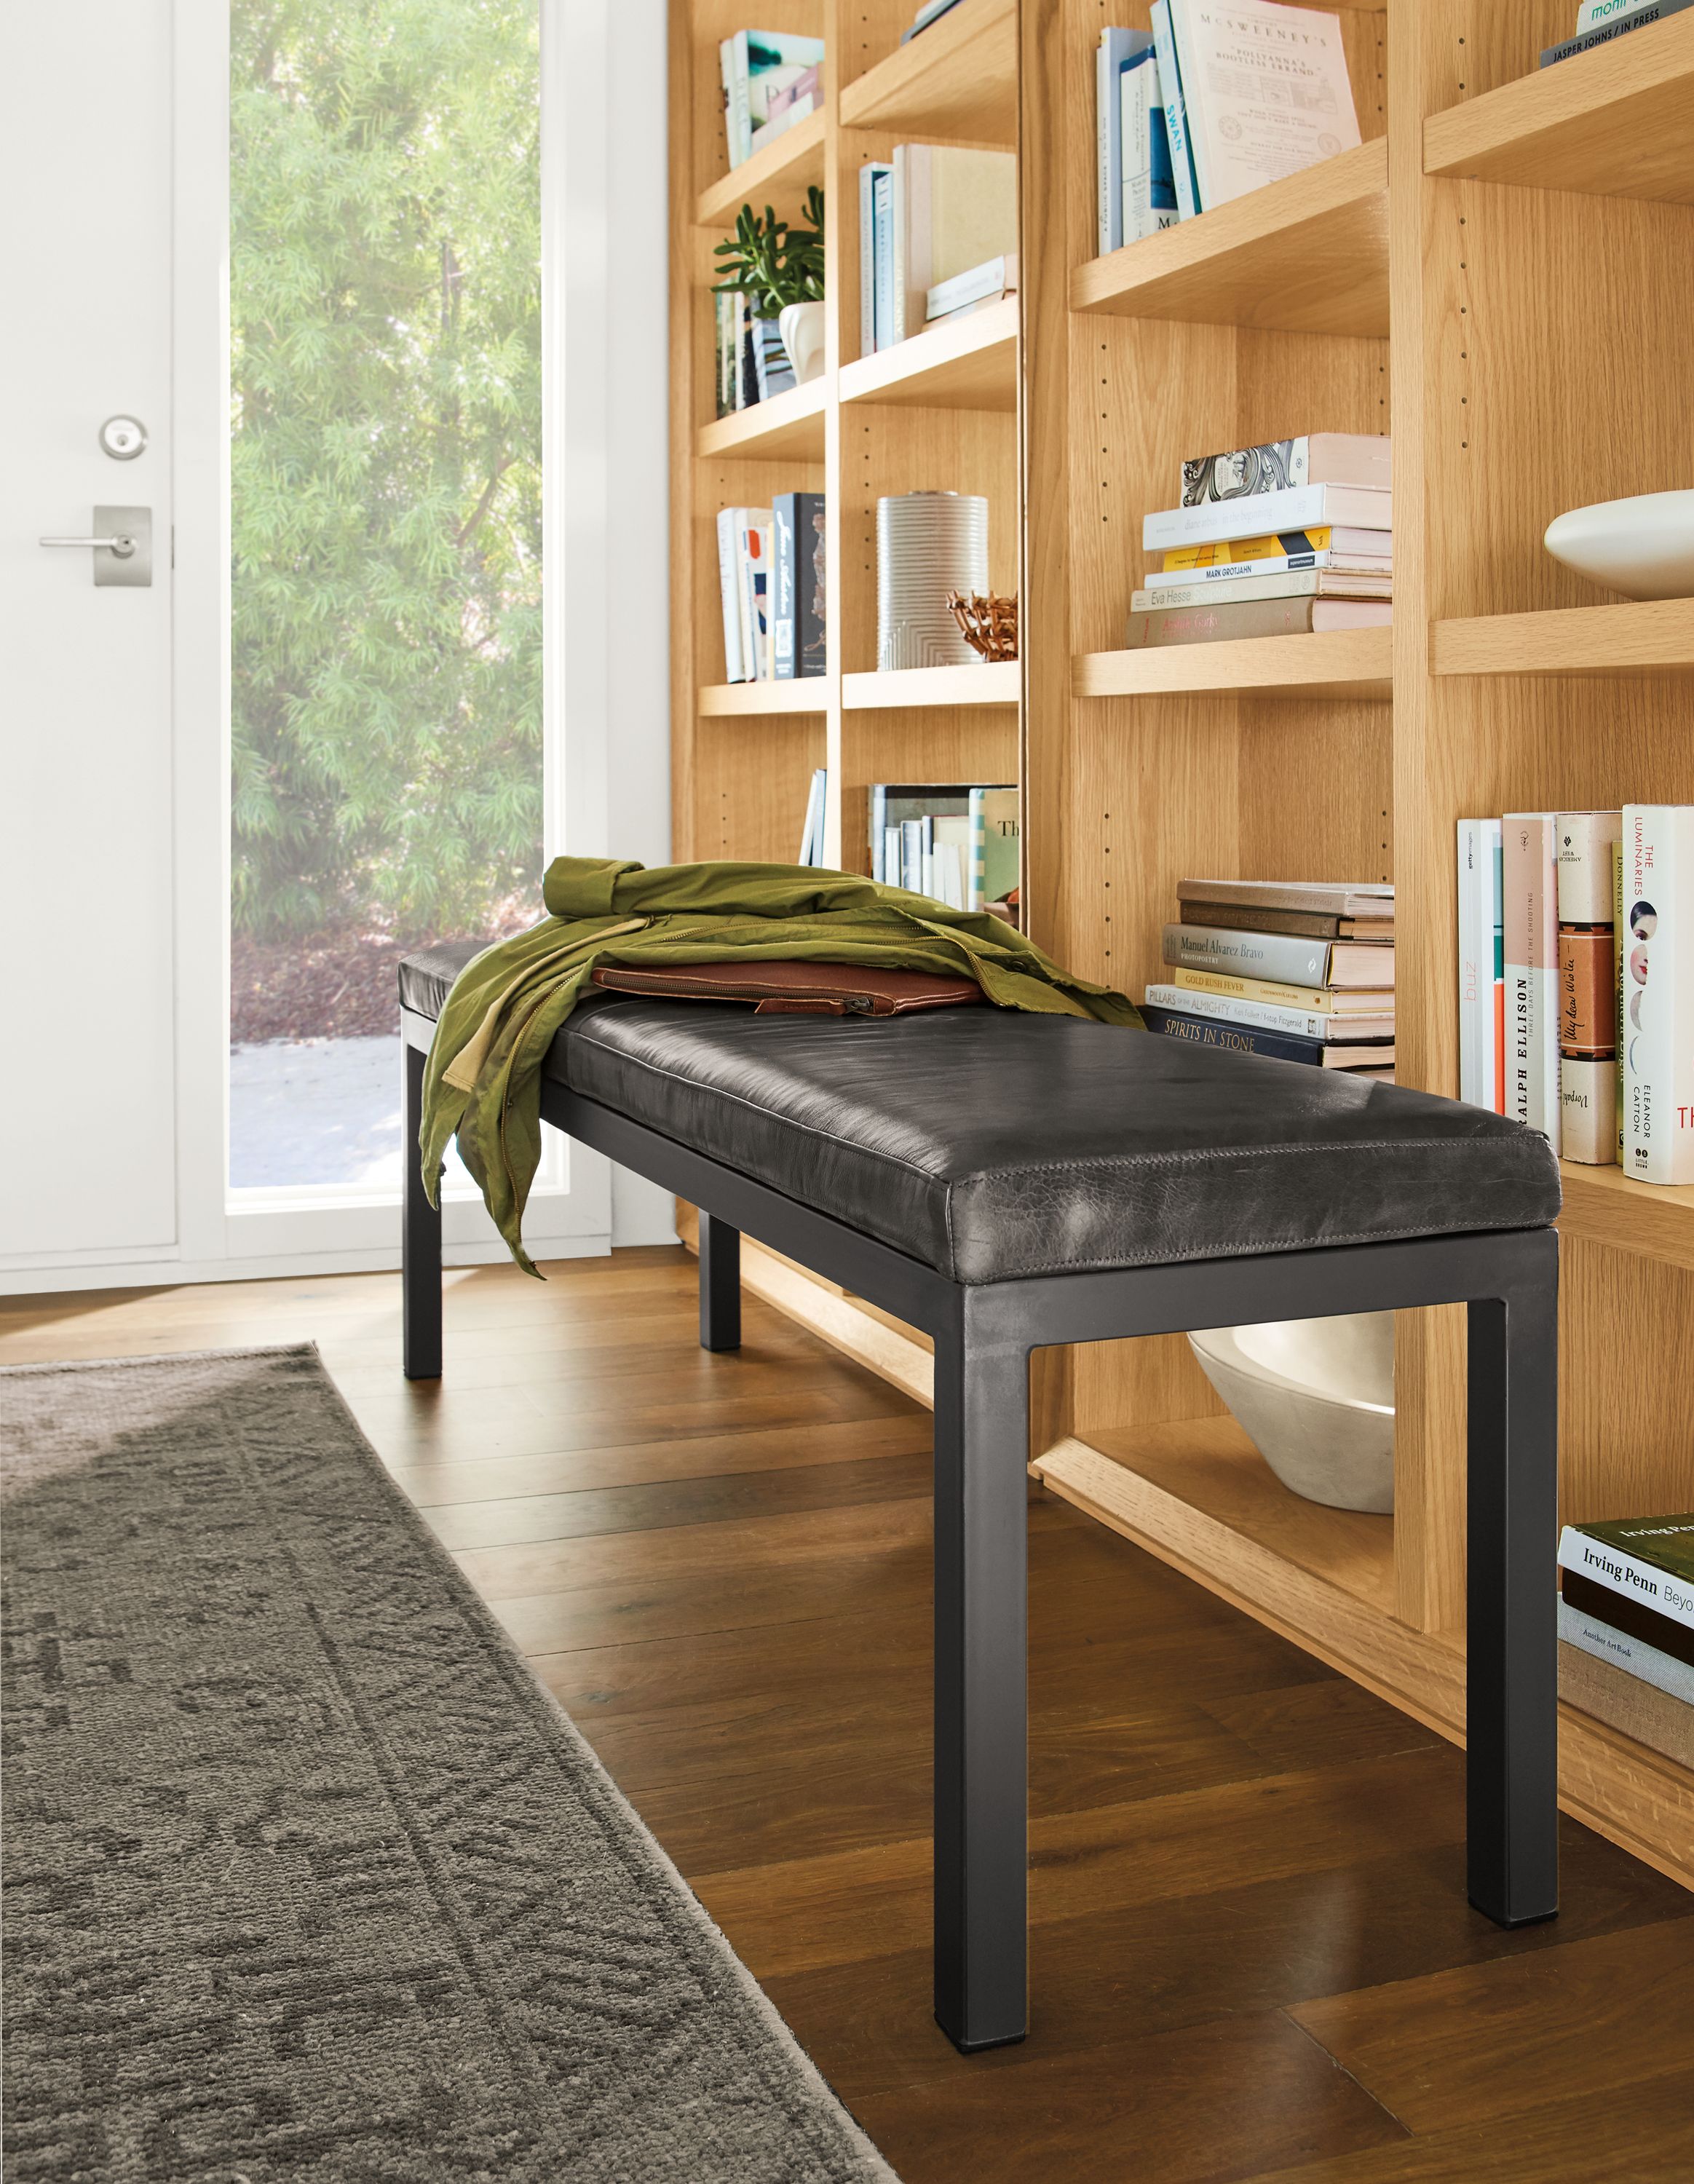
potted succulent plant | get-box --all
[712,188,826,392]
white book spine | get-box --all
[1142,983,1355,1043]
[716,508,745,682]
[891,144,914,345]
[1480,818,1502,1112]
[1623,803,1694,1184]
[858,164,882,359]
[1142,484,1391,550]
[1457,820,1482,1109]
[1120,55,1152,238]
[1097,33,1120,255]
[1558,1599,1694,1706]
[1149,1,1198,219]
[1559,1524,1694,1635]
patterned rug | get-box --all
[1,1345,897,2183]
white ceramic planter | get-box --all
[779,300,826,384]
[1189,1311,1395,1514]
[1543,489,1694,601]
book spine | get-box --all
[1140,1005,1324,1067]
[1149,1,1199,219]
[1556,822,1618,1154]
[1559,1524,1694,1634]
[1165,0,1216,213]
[1543,0,1692,65]
[873,171,895,351]
[1142,484,1391,550]
[1163,922,1331,986]
[1614,838,1626,1160]
[890,145,911,346]
[728,33,751,165]
[716,508,745,683]
[1136,571,1371,610]
[1492,828,1505,1114]
[1623,803,1694,1184]
[1145,551,1378,586]
[1556,811,1623,924]
[1173,967,1355,1014]
[1559,1597,1694,1706]
[858,165,881,360]
[1578,0,1666,25]
[1503,814,1559,1150]
[772,494,796,679]
[793,491,827,677]
[870,784,886,883]
[1143,983,1375,1042]
[1560,1056,1617,1165]
[1121,57,1149,242]
[1457,820,1482,1109]
[1097,31,1124,255]
[1125,597,1323,646]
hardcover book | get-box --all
[1163,524,1392,570]
[1177,878,1394,919]
[1165,0,1361,212]
[1543,0,1694,66]
[859,162,892,355]
[1560,1516,1694,1629]
[1178,899,1393,941]
[1556,810,1622,925]
[1503,812,1562,1152]
[1172,966,1392,1016]
[1097,27,1156,253]
[1162,922,1394,989]
[1623,803,1694,1184]
[970,786,1021,910]
[1144,483,1392,550]
[1133,569,1392,611]
[1120,47,1178,243]
[719,31,826,168]
[772,491,827,679]
[1147,550,1390,587]
[1143,980,1392,1042]
[1179,434,1390,505]
[1139,1004,1390,1069]
[1457,819,1502,1112]
[1124,596,1390,646]
[1559,1597,1694,1710]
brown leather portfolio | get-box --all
[590,960,985,1016]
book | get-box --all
[1578,0,1670,25]
[1144,483,1393,550]
[1623,803,1694,1184]
[1140,1004,1392,1070]
[733,508,774,681]
[859,162,892,356]
[1121,47,1179,245]
[797,767,827,866]
[1147,550,1390,587]
[772,491,827,679]
[1561,1515,1694,1611]
[1124,597,1391,646]
[1457,820,1502,1113]
[1179,878,1393,920]
[1143,980,1393,1042]
[1178,899,1393,941]
[903,0,967,36]
[1559,1618,1694,1766]
[716,507,749,681]
[970,786,1020,911]
[752,62,821,154]
[1563,1572,1694,1671]
[1171,966,1392,1016]
[1556,812,1620,1166]
[1149,1,1202,218]
[1503,812,1562,1153]
[751,314,796,403]
[894,145,1018,346]
[719,31,826,168]
[1133,569,1392,611]
[1166,0,1361,212]
[1543,0,1694,65]
[1098,28,1157,254]
[1615,838,1626,1160]
[1163,922,1393,989]
[869,783,973,883]
[926,254,1018,321]
[1492,828,1506,1115]
[1181,434,1391,504]
[1560,1597,1694,1711]
[873,168,896,349]
[1556,810,1622,925]
[1163,525,1391,570]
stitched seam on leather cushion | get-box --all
[973,1210,1554,1280]
[951,1135,1537,1189]
[565,1031,954,1193]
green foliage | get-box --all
[711,189,825,318]
[231,0,542,941]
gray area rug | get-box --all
[1,1345,898,2183]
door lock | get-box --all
[39,507,153,587]
[98,415,149,460]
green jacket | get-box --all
[421,856,1140,1273]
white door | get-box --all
[1,0,178,1268]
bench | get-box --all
[398,938,1564,2054]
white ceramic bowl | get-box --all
[1543,490,1694,602]
[1188,1311,1394,1514]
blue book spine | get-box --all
[1149,1,1200,220]
[1139,1003,1327,1068]
[1149,82,1177,215]
[1097,29,1152,255]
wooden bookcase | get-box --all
[670,0,1694,1886]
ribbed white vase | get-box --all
[876,492,989,672]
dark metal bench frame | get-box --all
[400,1015,1559,2055]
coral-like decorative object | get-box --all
[946,590,1019,662]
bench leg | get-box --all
[698,1212,742,1352]
[403,1040,443,1381]
[933,1294,1029,2052]
[1465,1233,1559,1928]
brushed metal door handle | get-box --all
[36,506,151,586]
[40,534,137,556]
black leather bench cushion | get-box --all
[400,941,1561,1283]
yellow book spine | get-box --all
[1163,527,1332,571]
[1174,965,1356,1013]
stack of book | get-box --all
[716,492,827,683]
[1559,1515,1693,1770]
[719,31,825,169]
[1141,878,1395,1077]
[799,768,828,866]
[1457,804,1693,1180]
[868,783,1018,911]
[715,290,795,414]
[1542,0,1691,68]
[858,147,1016,353]
[1128,433,1391,649]
[1096,0,1360,249]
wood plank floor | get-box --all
[4,1245,1691,2183]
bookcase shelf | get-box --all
[1069,137,1389,339]
[838,0,1016,145]
[1557,1163,1694,1274]
[695,378,828,462]
[697,681,829,717]
[673,0,1694,1894]
[1431,600,1694,679]
[695,108,826,228]
[839,295,1018,411]
[842,662,1020,709]
[1075,627,1393,702]
[1422,12,1694,203]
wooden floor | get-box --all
[4,1246,1693,2183]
